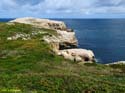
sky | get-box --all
[1,0,125,18]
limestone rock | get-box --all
[57,30,78,49]
[7,33,31,40]
[106,61,125,65]
[9,17,78,49]
[43,35,60,53]
[9,17,96,63]
[58,49,95,62]
[9,17,67,30]
[43,30,78,53]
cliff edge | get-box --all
[9,17,95,62]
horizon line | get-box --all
[1,17,125,19]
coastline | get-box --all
[0,17,125,92]
[0,17,125,64]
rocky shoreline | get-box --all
[7,17,125,65]
[106,61,125,65]
[8,17,95,63]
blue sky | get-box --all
[1,0,125,18]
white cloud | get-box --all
[0,0,125,18]
[0,0,17,9]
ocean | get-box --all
[1,18,125,63]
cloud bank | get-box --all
[0,0,125,18]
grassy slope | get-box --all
[0,23,125,93]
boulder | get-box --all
[58,49,95,62]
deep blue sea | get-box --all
[1,18,125,63]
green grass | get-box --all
[0,23,57,40]
[0,23,125,93]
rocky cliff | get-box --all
[9,17,95,63]
[10,17,67,30]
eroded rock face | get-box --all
[10,17,78,50]
[43,35,60,53]
[9,17,95,63]
[58,49,95,62]
[57,30,78,49]
[43,30,78,50]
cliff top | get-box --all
[9,17,67,30]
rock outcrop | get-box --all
[9,17,78,49]
[43,30,78,51]
[56,30,78,49]
[58,49,95,62]
[9,17,95,63]
[9,17,67,30]
[106,61,125,65]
